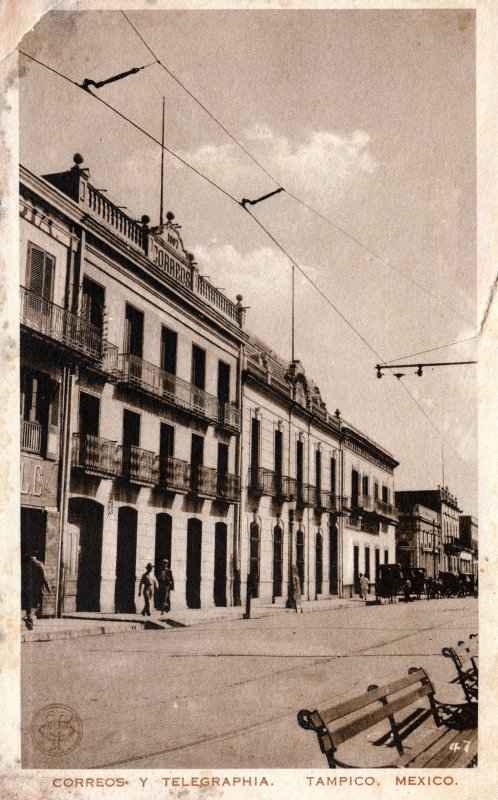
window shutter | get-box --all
[46,382,60,460]
[28,246,45,295]
[43,254,55,300]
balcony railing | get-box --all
[120,445,158,486]
[21,419,43,454]
[87,184,145,249]
[72,433,120,477]
[217,472,241,502]
[218,402,241,433]
[119,353,220,423]
[158,457,191,494]
[374,498,399,519]
[192,464,218,498]
[249,467,277,496]
[297,483,316,507]
[349,494,373,512]
[20,287,102,360]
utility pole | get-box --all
[159,97,165,228]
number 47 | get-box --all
[449,740,471,753]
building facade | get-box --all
[240,341,398,604]
[20,155,400,616]
[395,487,462,576]
[20,156,246,615]
[394,502,441,579]
[459,515,478,579]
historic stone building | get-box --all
[395,487,462,575]
[20,155,246,614]
[20,154,400,616]
[240,339,398,604]
[459,515,478,579]
[394,502,442,579]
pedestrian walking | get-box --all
[157,559,174,614]
[359,573,369,601]
[138,563,158,617]
[403,576,412,602]
[21,551,51,630]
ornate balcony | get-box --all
[217,471,241,502]
[374,498,399,519]
[218,402,241,434]
[192,464,218,498]
[158,457,191,494]
[248,467,279,497]
[297,483,316,507]
[20,287,102,360]
[119,353,220,424]
[21,419,42,454]
[72,433,120,477]
[119,445,158,487]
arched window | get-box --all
[273,525,283,598]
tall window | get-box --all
[191,344,206,390]
[274,429,283,491]
[315,449,322,496]
[217,442,229,475]
[21,369,59,458]
[123,409,140,448]
[79,392,100,437]
[351,469,359,507]
[382,485,389,503]
[159,422,174,460]
[217,361,230,404]
[251,417,260,483]
[362,475,369,497]
[296,439,304,492]
[27,243,54,300]
[249,522,260,597]
[81,276,105,330]
[364,546,370,579]
[161,326,177,375]
[191,434,204,468]
[374,482,379,500]
[330,456,337,496]
[124,304,144,358]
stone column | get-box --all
[100,501,118,613]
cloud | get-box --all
[178,125,377,208]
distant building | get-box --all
[394,502,441,579]
[459,515,478,579]
[395,487,462,575]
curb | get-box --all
[21,621,145,643]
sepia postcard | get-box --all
[0,2,496,799]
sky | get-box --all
[18,8,478,515]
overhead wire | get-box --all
[18,48,469,465]
[121,10,475,330]
[384,335,478,365]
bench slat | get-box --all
[320,669,429,725]
[424,730,477,768]
[333,683,433,747]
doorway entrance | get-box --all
[186,518,202,608]
[213,522,227,607]
[329,522,338,594]
[115,507,137,613]
[273,525,283,598]
[66,498,104,612]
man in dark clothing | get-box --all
[21,552,51,630]
[158,559,174,614]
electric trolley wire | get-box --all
[121,11,280,187]
[384,335,478,365]
[18,49,469,465]
[121,10,475,330]
[18,51,239,208]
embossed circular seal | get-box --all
[30,704,83,756]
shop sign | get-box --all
[21,456,58,507]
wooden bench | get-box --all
[297,667,477,769]
[442,639,478,704]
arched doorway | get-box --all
[315,531,323,595]
[273,525,283,599]
[186,518,202,609]
[329,521,338,594]
[67,498,104,612]
[115,506,137,613]
[154,513,172,608]
[249,521,260,598]
[296,529,305,593]
[214,522,227,607]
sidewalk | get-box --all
[21,595,363,643]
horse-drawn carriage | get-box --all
[375,563,403,603]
